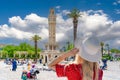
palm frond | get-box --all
[68,8,81,19]
[31,34,41,41]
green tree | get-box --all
[2,42,41,59]
[27,50,34,58]
[68,8,81,45]
[111,48,120,53]
[18,42,34,51]
[66,41,70,50]
[2,45,17,58]
[100,42,104,57]
[0,50,8,58]
[66,41,74,51]
[31,34,41,61]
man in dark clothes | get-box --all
[102,59,107,70]
[12,59,17,71]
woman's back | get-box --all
[56,62,103,80]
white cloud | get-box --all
[38,28,48,40]
[77,10,112,37]
[25,13,48,24]
[0,10,120,49]
[9,16,26,28]
[8,13,48,33]
[0,24,10,37]
[0,24,33,39]
[76,10,120,49]
[10,28,33,40]
[0,13,48,40]
[56,33,65,42]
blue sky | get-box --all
[0,0,120,49]
[0,0,120,24]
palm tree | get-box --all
[100,42,104,57]
[66,41,70,50]
[31,34,41,61]
[106,44,110,55]
[68,8,81,46]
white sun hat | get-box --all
[75,35,101,62]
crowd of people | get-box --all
[4,58,40,80]
[21,61,40,80]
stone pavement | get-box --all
[0,62,66,80]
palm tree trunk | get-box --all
[35,40,37,62]
[73,19,78,46]
[101,47,103,57]
[72,19,78,59]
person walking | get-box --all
[12,59,17,71]
[48,35,103,80]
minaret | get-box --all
[47,8,57,50]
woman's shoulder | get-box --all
[65,62,82,67]
[64,62,82,72]
[56,62,82,68]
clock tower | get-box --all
[46,8,57,50]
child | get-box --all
[27,63,31,71]
[21,70,27,80]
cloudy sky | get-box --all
[0,0,120,49]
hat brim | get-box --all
[75,36,102,62]
[79,45,101,62]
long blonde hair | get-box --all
[82,60,99,80]
[75,54,99,80]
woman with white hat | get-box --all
[48,35,103,80]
